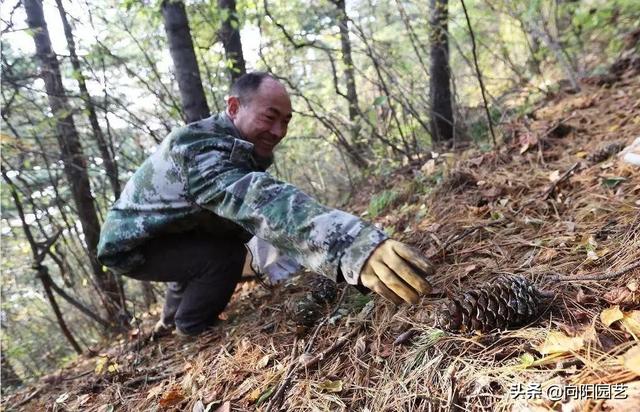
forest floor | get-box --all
[3,65,640,412]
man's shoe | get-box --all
[174,326,199,342]
[151,319,174,339]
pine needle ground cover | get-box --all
[3,74,640,412]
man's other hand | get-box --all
[359,239,433,305]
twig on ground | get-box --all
[13,388,42,408]
[304,285,348,353]
[266,285,348,412]
[552,260,640,282]
[297,325,364,370]
[124,371,181,388]
[542,162,580,200]
[264,337,299,412]
[427,219,505,261]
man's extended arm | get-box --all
[183,138,385,285]
[181,134,432,301]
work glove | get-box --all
[359,239,433,305]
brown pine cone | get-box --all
[288,298,323,328]
[308,274,338,305]
[437,276,547,333]
[587,141,626,163]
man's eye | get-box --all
[265,115,275,121]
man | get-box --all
[97,72,433,336]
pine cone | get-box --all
[587,141,626,163]
[288,298,323,328]
[437,276,546,333]
[308,274,338,305]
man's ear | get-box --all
[226,95,240,119]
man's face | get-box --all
[227,78,293,158]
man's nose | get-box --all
[270,122,286,139]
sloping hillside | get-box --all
[3,67,639,412]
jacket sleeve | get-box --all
[181,137,388,285]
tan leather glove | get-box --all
[359,239,433,305]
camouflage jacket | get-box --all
[97,113,387,285]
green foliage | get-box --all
[367,190,399,218]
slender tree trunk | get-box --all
[54,0,121,198]
[334,0,369,168]
[161,0,210,123]
[429,0,454,142]
[2,167,83,354]
[39,266,83,354]
[335,0,358,124]
[218,0,247,83]
[22,0,123,323]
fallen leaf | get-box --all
[549,170,561,182]
[354,335,367,357]
[94,356,108,374]
[464,264,479,275]
[158,387,184,407]
[256,354,270,369]
[519,132,538,154]
[586,250,599,261]
[298,353,314,365]
[378,343,394,358]
[538,331,584,355]
[575,151,589,158]
[602,176,626,188]
[603,287,639,306]
[420,159,436,175]
[214,401,231,412]
[621,310,640,337]
[317,379,343,393]
[231,377,256,400]
[425,223,441,232]
[601,306,625,327]
[628,281,638,292]
[55,393,69,404]
[537,248,558,264]
[247,387,262,403]
[76,394,91,406]
[146,383,164,400]
[192,400,205,412]
[520,353,535,368]
[620,345,640,375]
[576,288,596,304]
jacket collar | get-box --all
[220,112,274,171]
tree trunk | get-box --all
[161,0,210,123]
[55,0,121,198]
[218,0,247,83]
[39,266,83,354]
[2,167,83,354]
[334,0,369,168]
[22,0,123,323]
[429,0,454,142]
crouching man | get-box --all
[97,72,433,337]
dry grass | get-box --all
[3,74,640,412]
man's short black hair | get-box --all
[230,71,277,105]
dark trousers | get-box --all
[125,233,247,335]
